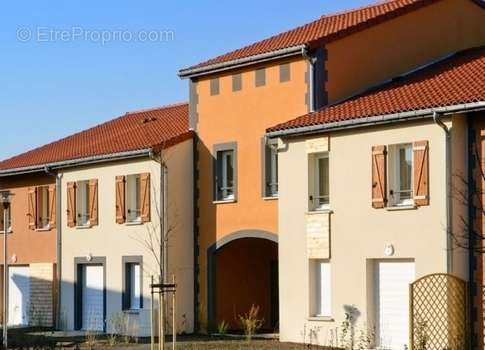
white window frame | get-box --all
[128,263,141,310]
[388,143,413,207]
[313,153,329,211]
[218,150,235,201]
[76,181,90,227]
[126,174,142,223]
[311,260,332,318]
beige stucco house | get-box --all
[0,103,194,336]
[267,47,485,348]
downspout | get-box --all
[433,111,453,273]
[44,166,62,329]
[302,46,316,112]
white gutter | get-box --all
[266,102,485,138]
[178,45,305,79]
[0,148,152,177]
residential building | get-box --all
[267,47,485,347]
[179,0,485,334]
[0,173,57,327]
[0,103,194,336]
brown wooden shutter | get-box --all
[27,187,37,230]
[48,185,56,228]
[140,173,151,223]
[116,176,126,224]
[67,182,76,228]
[372,145,387,208]
[413,140,429,206]
[89,179,99,226]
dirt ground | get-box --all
[4,329,333,349]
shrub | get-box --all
[238,304,264,341]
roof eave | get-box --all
[0,148,152,177]
[178,45,305,79]
[266,102,485,139]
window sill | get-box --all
[307,316,334,322]
[386,205,417,211]
[306,209,333,215]
[35,227,51,232]
[125,221,143,226]
[76,225,92,230]
[123,309,141,315]
[262,196,278,201]
[213,199,237,205]
[0,230,13,234]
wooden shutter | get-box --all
[89,179,99,226]
[48,185,56,228]
[372,145,387,208]
[413,140,429,206]
[67,182,76,228]
[140,173,151,223]
[116,176,126,224]
[27,187,37,230]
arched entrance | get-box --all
[207,230,278,332]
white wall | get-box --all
[278,118,462,345]
[59,139,194,335]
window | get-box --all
[28,185,56,230]
[262,139,278,197]
[279,63,290,82]
[255,68,266,87]
[0,204,12,233]
[232,73,242,92]
[388,144,413,206]
[123,258,143,310]
[37,186,50,229]
[311,260,331,317]
[310,153,329,210]
[214,143,237,202]
[115,174,150,225]
[217,150,234,200]
[126,174,142,222]
[76,181,90,227]
[210,78,220,96]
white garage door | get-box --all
[82,265,104,331]
[376,261,415,349]
[8,266,30,326]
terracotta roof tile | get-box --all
[0,103,190,171]
[181,0,440,73]
[267,46,485,133]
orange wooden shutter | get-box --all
[67,182,76,228]
[27,187,37,230]
[116,176,126,224]
[372,145,387,208]
[413,140,429,206]
[140,173,151,223]
[48,185,56,228]
[89,179,99,226]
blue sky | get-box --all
[0,0,370,160]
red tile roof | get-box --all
[267,46,485,133]
[0,103,191,172]
[180,0,441,74]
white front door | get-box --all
[376,261,415,349]
[8,266,30,326]
[82,265,104,331]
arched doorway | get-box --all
[207,230,278,333]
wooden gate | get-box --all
[409,273,468,350]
